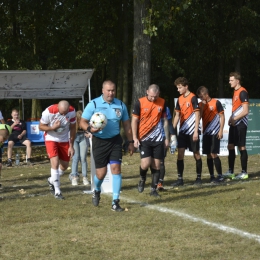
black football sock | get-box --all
[177,160,184,179]
[207,158,214,177]
[213,157,222,176]
[228,149,236,173]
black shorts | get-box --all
[202,135,220,155]
[8,133,29,144]
[92,134,123,169]
[228,124,247,147]
[139,140,164,160]
[178,132,200,153]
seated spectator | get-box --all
[6,109,32,166]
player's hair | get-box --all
[229,72,241,82]
[196,86,209,96]
[102,80,115,88]
[148,84,160,93]
[11,108,18,113]
[174,77,189,87]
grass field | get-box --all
[1,148,260,260]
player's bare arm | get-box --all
[172,111,180,129]
[217,113,225,139]
[193,110,200,141]
[39,120,61,132]
[122,119,135,155]
[163,117,170,148]
[131,116,140,148]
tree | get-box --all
[132,0,151,110]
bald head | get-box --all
[58,100,70,115]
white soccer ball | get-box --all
[90,112,107,130]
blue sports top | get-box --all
[82,95,129,139]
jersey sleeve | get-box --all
[132,100,141,118]
[40,108,50,125]
[240,90,249,103]
[216,100,224,114]
[82,101,95,120]
[121,102,130,122]
[191,96,200,111]
[175,99,180,112]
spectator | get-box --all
[6,109,32,166]
[69,110,91,186]
[39,100,76,200]
[0,110,5,124]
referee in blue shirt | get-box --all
[80,80,135,212]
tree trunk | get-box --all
[122,0,129,107]
[31,99,42,121]
[132,0,151,111]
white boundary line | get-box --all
[120,195,260,243]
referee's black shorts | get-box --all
[228,124,247,147]
[202,134,220,155]
[92,134,123,169]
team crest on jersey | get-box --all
[209,106,214,111]
[115,109,122,117]
[234,96,238,101]
[186,102,190,108]
[158,107,162,112]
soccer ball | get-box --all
[90,112,107,130]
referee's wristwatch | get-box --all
[128,140,134,143]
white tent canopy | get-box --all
[0,69,94,106]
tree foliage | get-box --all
[0,0,260,119]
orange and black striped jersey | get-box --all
[175,92,200,135]
[199,99,224,135]
[232,87,249,126]
[132,96,166,141]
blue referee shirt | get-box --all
[82,95,130,139]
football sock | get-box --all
[213,157,222,175]
[112,173,122,201]
[94,175,103,192]
[58,166,64,176]
[228,149,236,173]
[140,167,148,181]
[196,158,202,179]
[151,168,160,190]
[51,168,61,194]
[207,158,214,176]
[159,160,165,183]
[240,150,248,172]
[177,160,184,178]
[196,158,202,178]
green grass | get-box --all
[1,149,260,260]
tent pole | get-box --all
[22,98,24,120]
[88,78,91,102]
